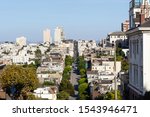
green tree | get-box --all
[43,81,55,86]
[116,47,125,57]
[116,56,123,61]
[35,48,42,59]
[26,93,36,100]
[78,83,88,94]
[78,78,87,85]
[65,55,73,66]
[59,79,74,96]
[79,93,89,100]
[122,60,129,71]
[34,59,41,68]
[62,66,72,80]
[77,56,86,70]
[103,90,122,100]
[0,65,39,100]
[57,91,69,100]
[80,69,86,78]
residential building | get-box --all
[16,36,27,46]
[87,70,115,84]
[37,66,62,84]
[129,0,150,29]
[95,47,115,56]
[106,31,127,47]
[91,58,121,74]
[121,20,130,32]
[126,19,150,99]
[58,40,74,57]
[33,87,57,100]
[54,26,65,44]
[43,28,51,44]
[78,40,97,56]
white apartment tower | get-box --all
[54,26,65,44]
[43,28,51,43]
[16,36,27,47]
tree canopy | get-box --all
[65,55,73,66]
[78,78,87,85]
[59,79,74,96]
[35,48,42,59]
[57,91,69,100]
[0,65,39,99]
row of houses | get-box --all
[77,40,122,99]
[0,40,74,100]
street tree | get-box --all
[78,78,87,85]
[57,91,69,100]
[79,69,86,78]
[65,55,73,66]
[78,83,88,94]
[59,79,74,96]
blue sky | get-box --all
[0,0,129,42]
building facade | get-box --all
[43,29,51,44]
[127,19,150,99]
[121,20,130,32]
[106,31,128,47]
[54,27,65,44]
[16,36,27,47]
[129,0,150,29]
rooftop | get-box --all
[87,70,98,74]
[108,31,126,36]
[140,19,150,27]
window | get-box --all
[135,65,138,86]
[130,40,132,58]
[137,40,139,54]
[140,67,143,90]
[129,64,132,83]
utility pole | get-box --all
[114,42,117,100]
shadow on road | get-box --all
[74,84,78,91]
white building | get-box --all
[59,40,74,57]
[78,40,97,56]
[33,87,57,100]
[87,71,114,83]
[16,36,27,47]
[43,28,51,44]
[54,26,65,44]
[126,19,150,99]
[106,31,127,47]
[12,56,31,64]
[91,58,121,74]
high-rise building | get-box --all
[43,29,51,43]
[121,20,129,32]
[54,26,65,44]
[16,36,27,47]
[129,0,150,29]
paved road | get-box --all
[69,63,80,100]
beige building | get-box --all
[43,29,51,43]
[54,26,65,44]
[121,20,129,32]
[16,36,27,46]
